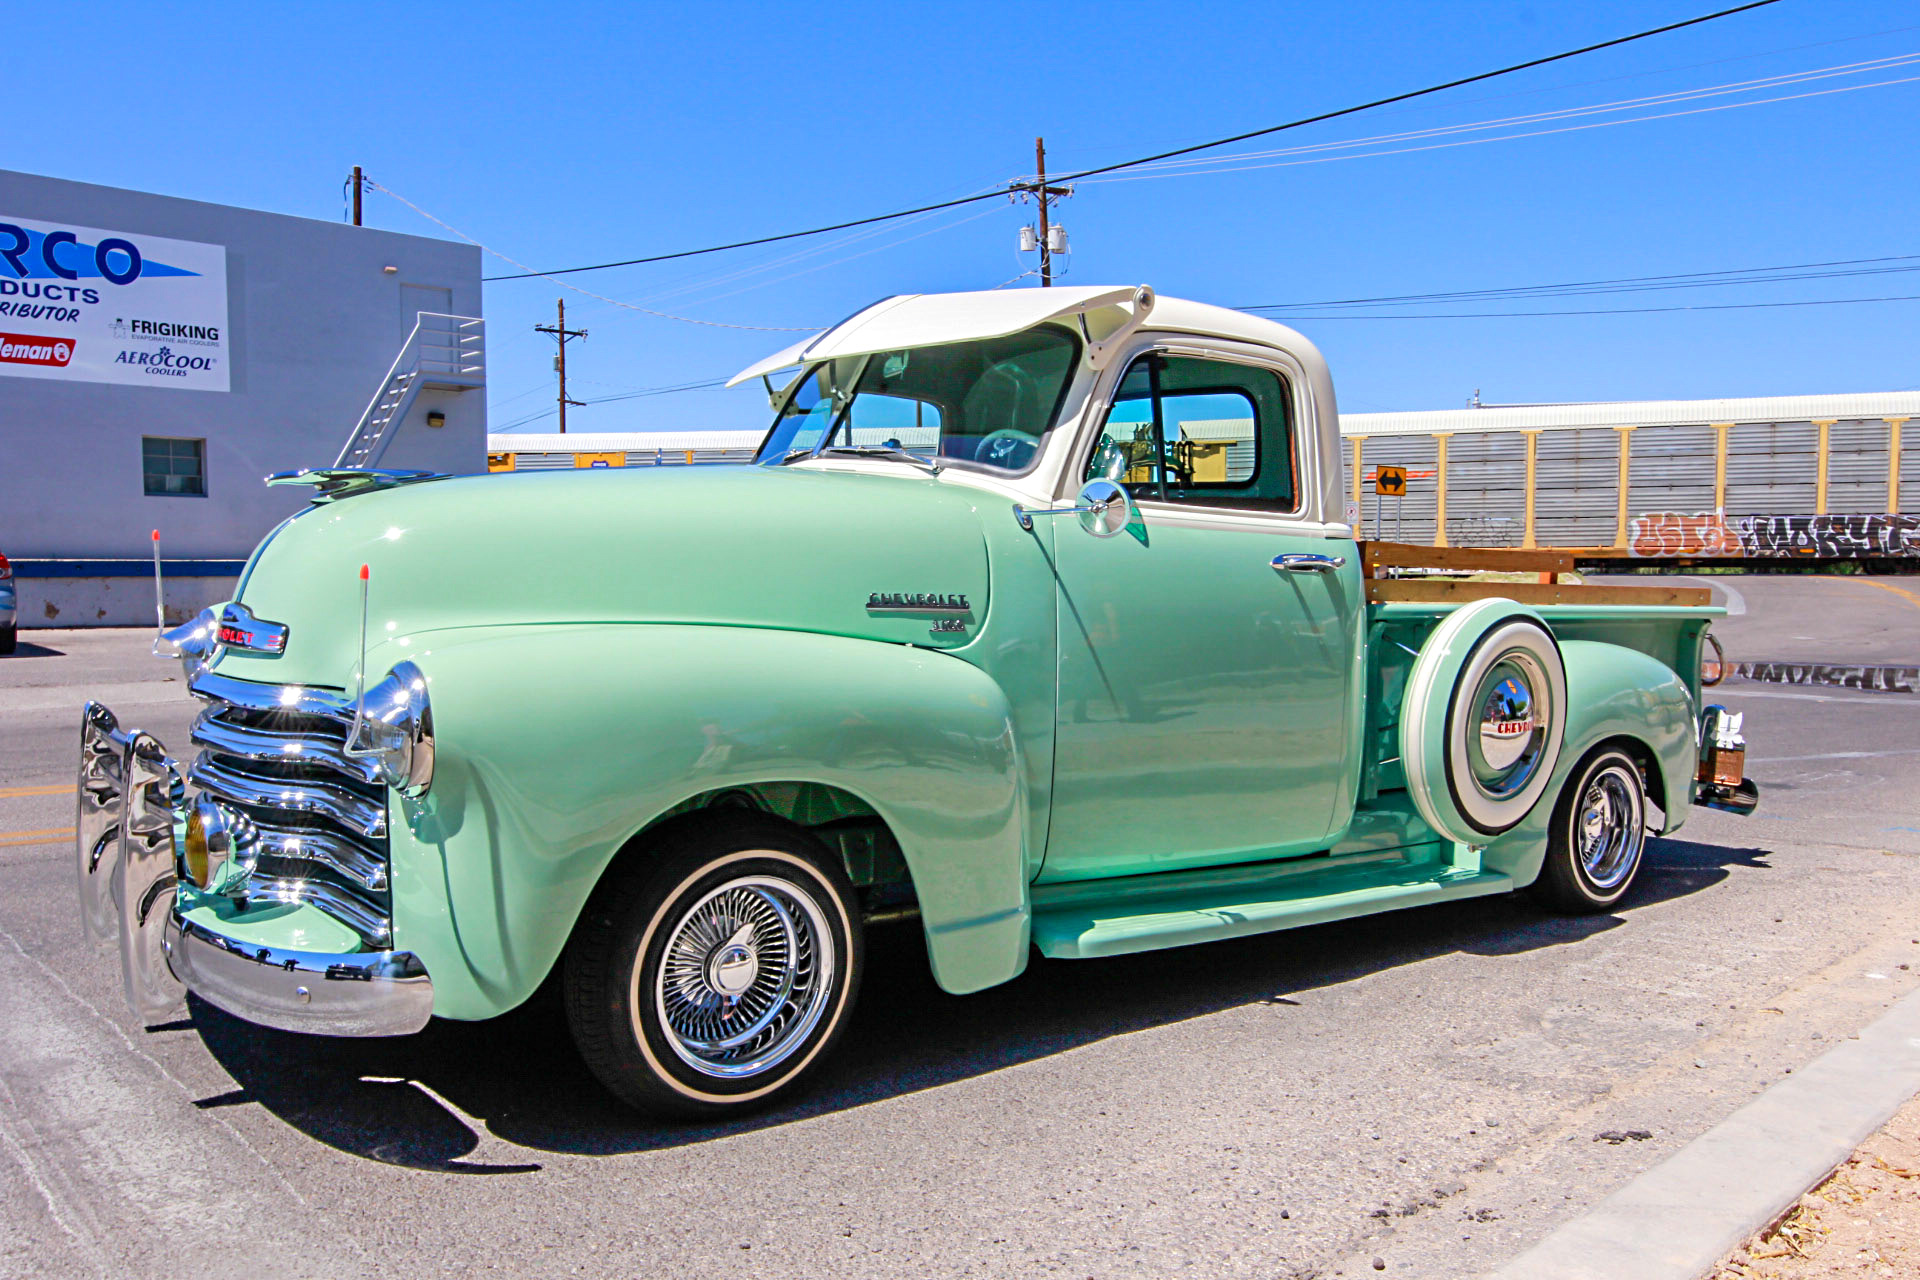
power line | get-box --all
[482,1,1780,281]
[1266,293,1920,320]
[1084,50,1920,180]
[1242,254,1920,310]
[1075,66,1920,189]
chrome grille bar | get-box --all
[191,669,354,721]
[189,755,387,840]
[184,668,393,950]
[241,876,392,948]
[191,707,382,784]
[252,821,388,892]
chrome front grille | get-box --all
[187,672,392,947]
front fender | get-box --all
[387,624,1030,1019]
[1483,638,1697,884]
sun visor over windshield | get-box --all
[726,285,1150,387]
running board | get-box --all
[1030,858,1514,960]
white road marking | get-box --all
[1719,689,1920,707]
[0,681,189,714]
[1749,749,1920,763]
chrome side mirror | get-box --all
[1076,478,1133,538]
[1012,478,1136,538]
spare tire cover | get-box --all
[1401,598,1567,845]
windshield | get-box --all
[754,325,1081,473]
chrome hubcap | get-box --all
[1470,653,1551,801]
[654,874,834,1079]
[1577,764,1645,892]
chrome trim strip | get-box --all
[189,754,387,840]
[238,877,392,946]
[166,915,430,1036]
[191,707,381,783]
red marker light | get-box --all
[360,564,370,580]
[151,529,160,541]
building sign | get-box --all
[0,216,229,392]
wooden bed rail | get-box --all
[1357,541,1713,608]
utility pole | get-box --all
[534,298,588,433]
[351,165,363,227]
[1011,137,1072,286]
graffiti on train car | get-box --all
[1734,661,1918,695]
[1629,512,1920,558]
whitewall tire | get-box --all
[565,813,863,1116]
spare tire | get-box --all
[1401,598,1567,846]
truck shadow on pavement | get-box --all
[188,836,1771,1173]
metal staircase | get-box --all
[333,312,486,469]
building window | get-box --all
[142,437,206,497]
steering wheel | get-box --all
[976,428,1040,470]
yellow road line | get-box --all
[1823,576,1920,611]
[0,827,75,848]
[0,784,74,799]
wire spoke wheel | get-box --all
[652,875,834,1080]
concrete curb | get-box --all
[1486,984,1920,1280]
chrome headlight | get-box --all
[154,606,219,681]
[345,660,434,797]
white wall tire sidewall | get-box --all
[626,848,856,1107]
[1444,620,1567,836]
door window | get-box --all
[1086,354,1295,511]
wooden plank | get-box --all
[1361,541,1577,574]
[1366,579,1713,608]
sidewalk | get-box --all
[1710,1092,1920,1278]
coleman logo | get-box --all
[0,332,73,366]
[866,592,970,613]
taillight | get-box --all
[0,553,11,581]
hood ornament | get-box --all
[266,468,448,504]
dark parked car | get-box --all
[0,549,14,653]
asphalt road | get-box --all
[3,575,1918,1280]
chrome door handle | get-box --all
[1272,553,1347,573]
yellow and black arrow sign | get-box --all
[1375,465,1407,497]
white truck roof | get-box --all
[727,286,1325,387]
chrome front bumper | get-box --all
[165,916,433,1036]
[76,700,433,1037]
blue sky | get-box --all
[11,1,1919,428]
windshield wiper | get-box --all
[817,445,941,474]
[772,448,815,465]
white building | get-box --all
[1,168,485,626]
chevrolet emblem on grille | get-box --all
[215,601,290,655]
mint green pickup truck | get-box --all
[77,286,1756,1116]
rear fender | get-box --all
[386,624,1029,1019]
